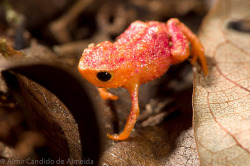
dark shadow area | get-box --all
[2,61,101,165]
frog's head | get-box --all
[78,41,132,88]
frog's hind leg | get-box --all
[167,18,190,65]
[167,18,208,75]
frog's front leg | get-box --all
[98,88,118,100]
[167,18,208,75]
[107,83,139,140]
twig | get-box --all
[49,0,94,43]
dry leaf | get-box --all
[193,0,250,165]
[0,41,109,163]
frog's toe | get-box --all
[109,94,118,100]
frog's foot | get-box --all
[107,132,130,141]
[107,116,136,140]
[190,45,208,75]
[107,120,135,140]
[98,88,118,101]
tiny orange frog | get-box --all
[78,18,208,141]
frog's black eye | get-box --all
[97,72,112,82]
